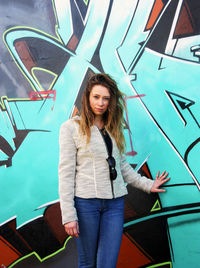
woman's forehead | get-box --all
[91,85,110,96]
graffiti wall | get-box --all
[0,0,200,267]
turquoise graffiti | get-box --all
[0,0,200,267]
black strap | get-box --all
[100,128,112,157]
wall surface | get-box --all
[0,0,200,267]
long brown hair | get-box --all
[79,73,125,153]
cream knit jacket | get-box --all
[58,117,154,225]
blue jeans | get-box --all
[74,197,124,268]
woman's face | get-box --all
[89,85,111,118]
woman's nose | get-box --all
[98,98,104,106]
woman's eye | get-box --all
[94,96,99,99]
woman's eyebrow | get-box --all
[92,93,110,98]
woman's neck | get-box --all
[94,116,104,129]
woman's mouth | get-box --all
[96,108,104,112]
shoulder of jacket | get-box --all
[64,115,80,124]
[60,116,79,130]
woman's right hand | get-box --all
[64,221,79,238]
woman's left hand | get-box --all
[150,171,170,193]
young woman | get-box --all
[58,73,170,268]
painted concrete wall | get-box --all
[0,0,200,267]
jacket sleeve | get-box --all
[120,154,154,193]
[58,120,78,225]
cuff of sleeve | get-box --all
[146,179,154,194]
[61,207,78,225]
[62,215,78,225]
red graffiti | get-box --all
[29,90,56,111]
[124,94,145,156]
